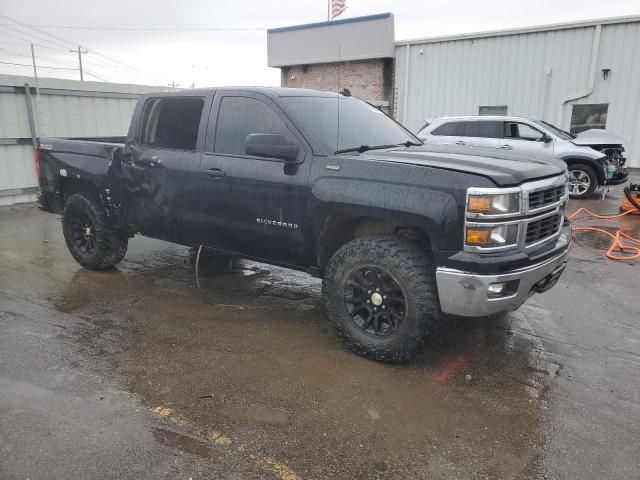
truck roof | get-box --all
[141,86,339,99]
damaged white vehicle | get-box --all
[417,116,629,198]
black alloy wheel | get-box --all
[322,235,442,362]
[69,210,97,256]
[343,267,406,337]
[62,192,128,270]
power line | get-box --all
[0,27,69,51]
[0,24,70,50]
[0,37,67,52]
[0,60,77,71]
[0,14,160,82]
[0,22,265,32]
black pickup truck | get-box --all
[37,87,571,362]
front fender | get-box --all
[308,159,495,259]
[562,155,606,183]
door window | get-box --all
[140,97,204,150]
[460,121,501,138]
[504,122,544,141]
[430,122,460,136]
[214,97,296,156]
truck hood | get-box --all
[362,144,567,187]
[572,129,627,147]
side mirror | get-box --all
[542,134,553,143]
[245,134,300,162]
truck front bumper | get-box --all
[435,234,570,317]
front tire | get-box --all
[568,164,598,198]
[322,235,442,362]
[62,192,128,270]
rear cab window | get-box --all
[139,97,205,150]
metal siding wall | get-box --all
[0,75,163,205]
[396,22,640,168]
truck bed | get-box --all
[38,137,126,213]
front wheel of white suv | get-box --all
[568,164,598,198]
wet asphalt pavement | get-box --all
[1,181,639,480]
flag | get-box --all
[331,0,347,20]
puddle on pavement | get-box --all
[49,249,548,479]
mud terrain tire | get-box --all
[322,235,442,362]
[62,192,128,270]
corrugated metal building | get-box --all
[0,75,163,206]
[394,15,640,168]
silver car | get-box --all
[417,116,628,198]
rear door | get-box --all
[198,91,312,266]
[457,120,502,148]
[425,121,461,145]
[122,95,210,242]
[500,121,554,157]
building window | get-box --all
[570,104,608,134]
[479,105,508,116]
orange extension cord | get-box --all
[568,207,640,261]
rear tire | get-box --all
[62,192,128,270]
[568,164,598,198]
[322,235,442,363]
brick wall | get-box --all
[280,58,395,115]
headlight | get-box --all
[465,224,519,249]
[467,192,520,216]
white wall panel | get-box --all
[396,19,640,168]
[0,74,165,205]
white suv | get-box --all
[417,116,628,198]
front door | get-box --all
[121,95,210,243]
[500,121,554,157]
[198,92,312,266]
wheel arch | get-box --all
[314,211,436,271]
[563,156,605,184]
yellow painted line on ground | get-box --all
[260,456,298,480]
[149,405,298,480]
[151,405,173,416]
[208,430,232,446]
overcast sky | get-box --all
[1,0,639,87]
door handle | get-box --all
[500,145,513,150]
[455,140,465,145]
[203,168,226,178]
[132,157,161,169]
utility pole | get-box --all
[168,81,180,88]
[30,43,38,84]
[29,43,40,136]
[70,45,88,81]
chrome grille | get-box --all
[526,212,563,245]
[528,185,566,210]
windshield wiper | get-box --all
[335,141,422,155]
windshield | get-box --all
[533,120,575,140]
[281,96,419,153]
